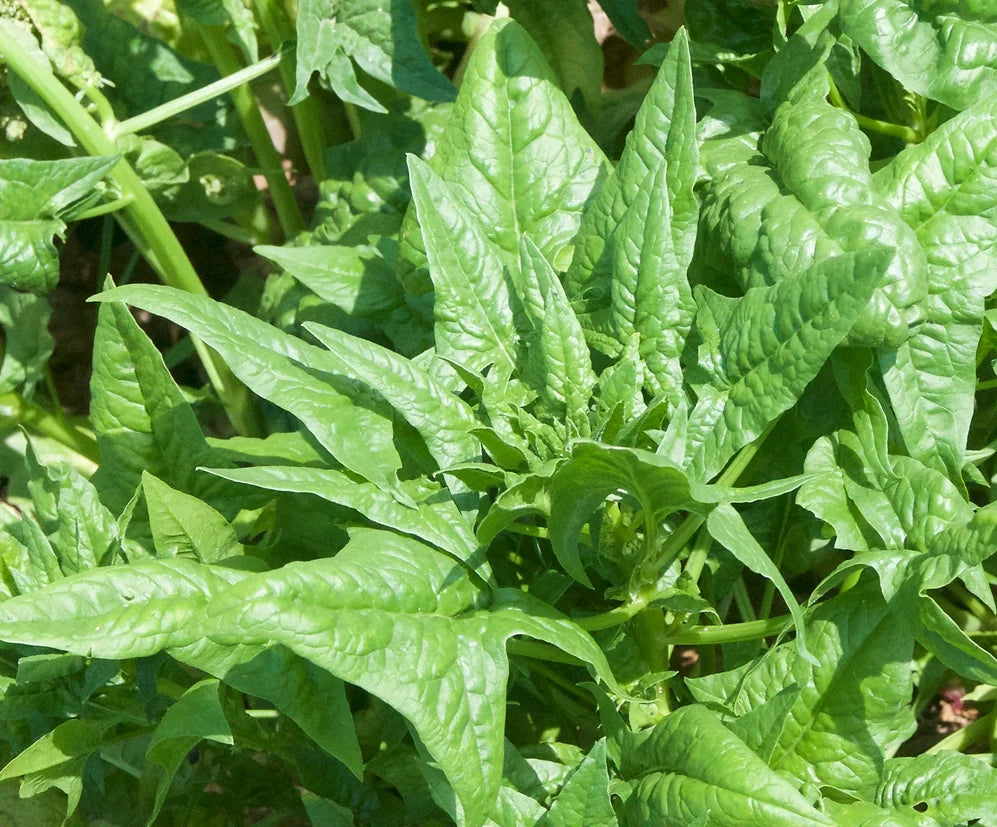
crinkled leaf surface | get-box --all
[407,157,518,381]
[687,585,915,797]
[93,285,406,499]
[89,298,228,515]
[0,530,619,826]
[871,751,997,824]
[839,0,997,110]
[566,27,697,351]
[696,96,927,348]
[0,156,117,293]
[875,96,997,481]
[620,704,833,826]
[685,247,887,479]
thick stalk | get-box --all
[196,24,306,239]
[0,24,262,437]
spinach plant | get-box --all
[2,0,997,824]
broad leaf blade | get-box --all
[839,0,997,110]
[620,704,833,826]
[685,247,888,479]
[875,97,997,481]
[399,19,610,289]
[566,27,697,344]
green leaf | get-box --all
[0,716,121,817]
[256,242,404,319]
[293,0,455,109]
[407,157,518,381]
[541,740,618,827]
[202,534,621,827]
[871,752,997,824]
[92,285,407,499]
[875,96,997,481]
[0,558,247,656]
[608,160,695,398]
[203,465,486,576]
[695,97,928,349]
[399,19,609,291]
[176,641,362,779]
[0,287,53,396]
[566,28,697,351]
[597,0,651,48]
[549,441,699,585]
[515,237,596,435]
[0,516,61,595]
[620,704,833,826]
[684,0,777,63]
[176,0,258,62]
[142,472,243,563]
[24,438,117,573]
[706,503,815,665]
[688,585,915,797]
[0,156,118,293]
[503,0,603,112]
[145,678,233,823]
[839,0,997,110]
[302,320,481,470]
[88,295,229,515]
[0,531,619,826]
[685,248,887,479]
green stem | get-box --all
[664,614,790,646]
[198,218,263,246]
[732,577,757,622]
[196,25,305,240]
[640,418,780,597]
[112,47,287,138]
[576,601,646,632]
[249,0,328,181]
[633,609,672,716]
[0,392,99,464]
[827,74,920,144]
[504,523,548,539]
[72,196,134,221]
[0,23,263,438]
[978,378,997,391]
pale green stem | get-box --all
[732,577,757,622]
[72,196,134,221]
[827,74,921,144]
[111,47,287,138]
[665,614,790,646]
[196,25,305,240]
[0,24,263,437]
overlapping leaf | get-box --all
[874,96,997,481]
[839,0,997,110]
[398,19,609,291]
[0,530,620,827]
